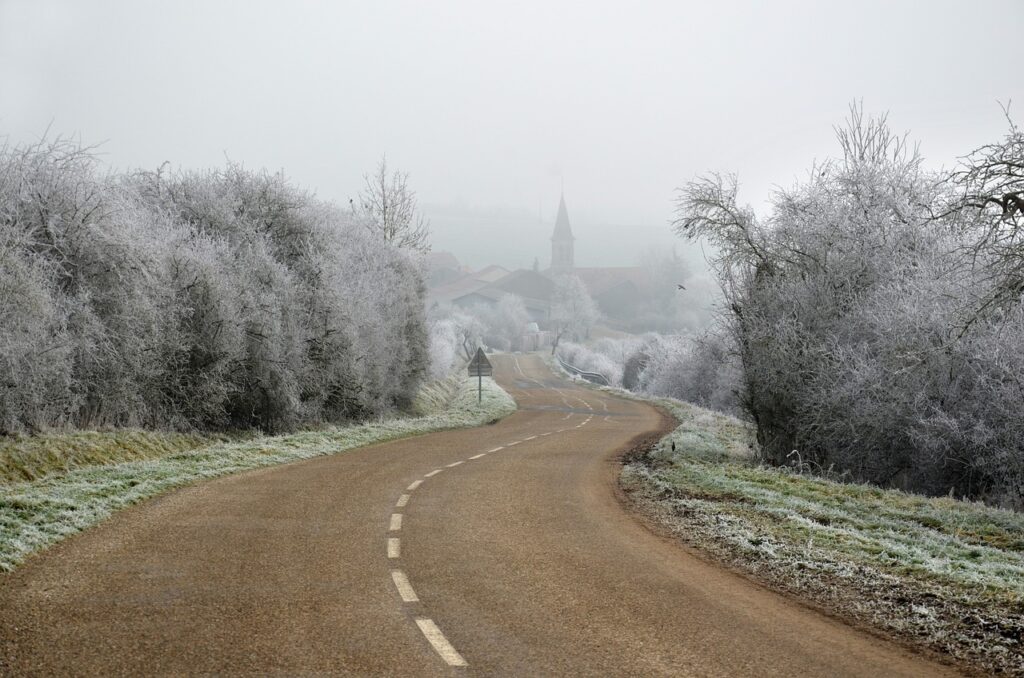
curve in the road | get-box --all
[384,355,598,668]
[0,354,958,676]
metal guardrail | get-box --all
[556,356,610,386]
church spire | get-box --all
[550,191,575,273]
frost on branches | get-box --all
[673,103,1024,507]
[0,139,429,433]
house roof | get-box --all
[488,269,556,302]
[472,265,511,283]
[572,267,649,296]
[428,275,492,306]
[427,264,512,305]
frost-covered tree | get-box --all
[476,294,529,351]
[946,109,1024,321]
[0,138,429,434]
[549,274,599,354]
[674,104,1024,506]
[425,303,487,377]
[356,156,430,253]
[629,247,713,332]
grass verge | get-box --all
[0,374,515,573]
[546,355,1024,674]
[620,396,1024,676]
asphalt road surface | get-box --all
[0,354,956,676]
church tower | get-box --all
[550,192,575,274]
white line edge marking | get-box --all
[389,514,403,531]
[507,441,520,446]
[407,480,422,491]
[446,460,463,467]
[396,494,410,507]
[424,469,442,477]
[387,537,400,558]
[391,570,419,602]
[415,618,468,667]
[488,446,504,452]
[524,435,537,440]
[469,453,486,459]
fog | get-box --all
[2,0,1020,269]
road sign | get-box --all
[467,348,492,377]
[468,348,492,403]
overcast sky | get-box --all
[2,0,1021,270]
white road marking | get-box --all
[391,570,419,602]
[415,618,468,667]
[512,355,526,377]
[384,356,607,669]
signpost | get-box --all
[467,348,493,403]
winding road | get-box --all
[0,354,954,676]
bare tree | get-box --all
[947,106,1024,318]
[356,156,430,253]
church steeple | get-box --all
[550,192,575,273]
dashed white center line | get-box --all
[391,570,419,602]
[384,362,602,670]
[415,618,467,667]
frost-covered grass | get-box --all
[0,375,515,572]
[0,430,253,484]
[621,396,1024,675]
